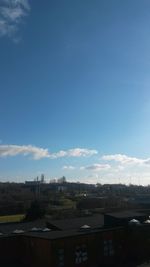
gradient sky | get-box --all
[1,0,150,184]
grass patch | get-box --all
[0,214,25,223]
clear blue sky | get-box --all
[1,0,150,184]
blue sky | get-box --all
[1,0,150,184]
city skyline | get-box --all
[1,0,150,184]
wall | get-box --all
[50,228,126,267]
[2,225,150,267]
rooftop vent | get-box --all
[30,227,42,232]
[13,230,25,234]
[80,225,91,231]
[144,220,150,224]
[42,228,51,232]
[128,219,140,225]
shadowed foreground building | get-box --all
[1,211,150,267]
[0,227,126,267]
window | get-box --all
[58,248,65,267]
[75,244,88,265]
[104,239,114,256]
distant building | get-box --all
[57,185,66,192]
[129,195,150,208]
[41,174,45,183]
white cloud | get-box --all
[0,145,97,160]
[117,165,125,170]
[63,165,75,170]
[0,145,50,160]
[81,163,111,171]
[87,153,150,185]
[50,148,98,159]
[0,0,30,40]
[102,154,150,166]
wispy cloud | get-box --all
[102,154,150,166]
[81,163,111,171]
[63,165,75,170]
[0,0,30,40]
[0,145,98,160]
[0,145,50,160]
[50,148,98,159]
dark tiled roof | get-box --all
[22,225,123,240]
[47,214,104,230]
[0,215,104,236]
[106,210,146,219]
[0,219,46,234]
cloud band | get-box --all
[0,145,98,160]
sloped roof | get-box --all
[106,210,146,219]
[47,214,104,230]
[22,225,123,240]
[0,215,104,235]
[0,219,46,234]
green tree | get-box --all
[25,200,45,221]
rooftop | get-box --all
[106,210,147,219]
[47,214,104,231]
[0,219,45,235]
[0,214,104,236]
[21,225,123,240]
